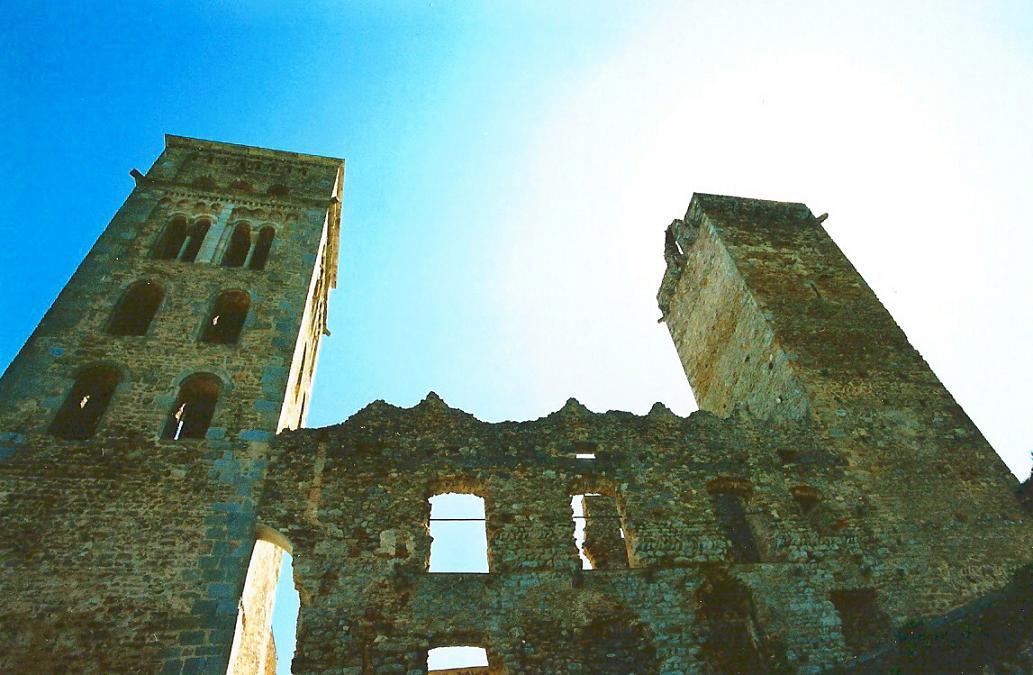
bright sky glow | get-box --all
[4,2,1033,673]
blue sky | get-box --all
[4,2,1033,672]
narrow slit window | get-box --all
[201,291,250,344]
[108,281,164,336]
[222,222,251,267]
[154,217,187,260]
[428,493,488,573]
[709,486,761,563]
[50,365,120,440]
[180,219,211,262]
[162,373,221,440]
[572,494,628,570]
[249,226,274,270]
[427,646,489,673]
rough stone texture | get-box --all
[2,146,1032,675]
[0,136,342,673]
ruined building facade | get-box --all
[0,140,1030,673]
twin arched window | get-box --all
[154,217,211,262]
[50,365,121,439]
[108,281,164,335]
[221,223,275,270]
[156,217,274,269]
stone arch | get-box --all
[227,524,303,675]
[221,221,252,267]
[160,372,223,440]
[200,289,251,344]
[107,279,165,336]
[49,363,122,440]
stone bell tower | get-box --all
[0,135,343,673]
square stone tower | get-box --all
[659,194,1031,620]
[0,136,343,673]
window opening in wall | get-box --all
[154,217,187,260]
[180,219,211,262]
[162,373,221,440]
[427,646,489,673]
[249,226,275,270]
[228,536,300,675]
[108,281,164,336]
[830,589,892,655]
[266,184,290,197]
[571,494,628,570]
[201,291,250,344]
[428,493,489,573]
[709,484,761,563]
[222,222,251,267]
[50,365,120,439]
[697,573,767,673]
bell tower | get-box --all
[0,136,343,672]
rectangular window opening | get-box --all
[571,493,629,570]
[428,493,489,573]
[427,646,489,672]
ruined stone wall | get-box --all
[258,393,917,673]
[0,136,342,673]
[659,194,1033,623]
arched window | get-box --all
[201,291,250,344]
[162,373,221,440]
[108,281,164,336]
[180,219,211,262]
[428,493,489,573]
[249,227,275,270]
[50,365,120,439]
[221,223,251,267]
[154,217,188,260]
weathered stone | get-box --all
[0,143,1031,674]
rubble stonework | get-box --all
[0,140,1030,674]
[0,137,342,673]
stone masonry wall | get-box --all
[659,194,1033,625]
[0,136,342,674]
[258,393,907,673]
